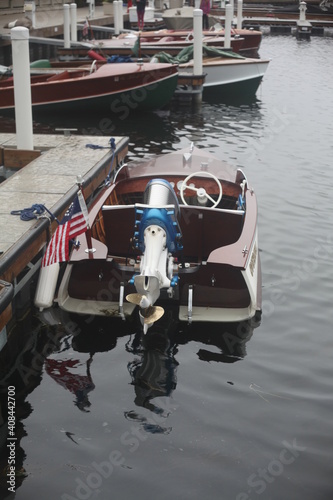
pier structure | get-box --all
[0,133,128,350]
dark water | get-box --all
[1,35,333,500]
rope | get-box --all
[10,204,57,222]
[12,138,117,222]
[104,138,117,186]
[86,137,116,150]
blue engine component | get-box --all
[133,179,183,254]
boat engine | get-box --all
[126,179,182,331]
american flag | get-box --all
[42,191,88,267]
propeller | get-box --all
[126,293,164,326]
[141,305,164,325]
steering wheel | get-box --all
[180,171,223,208]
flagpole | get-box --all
[86,16,95,41]
[76,176,95,257]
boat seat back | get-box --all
[102,205,137,257]
[101,204,244,261]
[179,206,244,261]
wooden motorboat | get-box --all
[0,61,178,112]
[153,46,270,96]
[136,27,261,55]
[179,55,270,95]
[50,145,261,330]
[146,27,262,55]
[92,30,243,55]
[56,31,245,61]
[162,8,262,53]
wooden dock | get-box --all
[0,133,128,343]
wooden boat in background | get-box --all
[53,145,262,331]
[152,46,270,97]
[56,24,261,62]
[162,7,262,53]
[0,61,178,112]
[178,55,270,95]
[137,28,262,54]
[56,31,245,61]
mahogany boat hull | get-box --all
[56,146,262,324]
[0,62,178,112]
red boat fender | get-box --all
[88,50,106,62]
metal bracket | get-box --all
[119,282,125,320]
[188,285,193,324]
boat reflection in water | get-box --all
[44,355,95,413]
[71,306,260,396]
[124,310,179,434]
[179,314,261,363]
[0,306,260,495]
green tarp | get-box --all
[150,44,246,64]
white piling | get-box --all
[237,0,243,29]
[87,0,95,18]
[118,0,124,32]
[70,3,77,42]
[11,27,34,150]
[193,9,203,77]
[114,1,120,36]
[299,1,307,22]
[224,4,233,49]
[63,3,70,48]
[24,1,36,29]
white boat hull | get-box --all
[179,58,270,92]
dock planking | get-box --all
[0,133,128,285]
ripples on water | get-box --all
[1,36,333,500]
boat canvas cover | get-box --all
[153,44,245,64]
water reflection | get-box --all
[69,308,260,410]
[122,311,179,434]
[0,312,61,498]
[45,356,95,413]
[203,91,261,107]
[178,315,261,363]
[0,399,30,498]
[0,97,266,165]
[0,306,260,495]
